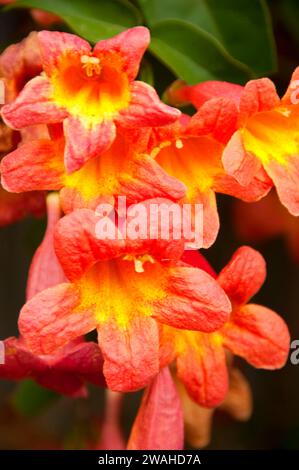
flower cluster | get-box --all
[0,27,292,449]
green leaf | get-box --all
[12,0,142,42]
[138,58,154,86]
[139,0,277,75]
[149,20,252,85]
[12,380,59,417]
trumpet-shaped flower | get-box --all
[168,73,299,216]
[26,192,66,299]
[0,31,42,103]
[18,204,231,391]
[149,104,272,247]
[160,247,290,408]
[177,367,252,448]
[1,28,180,173]
[0,127,186,213]
[93,390,125,450]
[127,367,184,450]
[0,337,105,397]
[0,32,48,226]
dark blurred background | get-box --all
[0,0,299,449]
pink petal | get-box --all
[94,27,150,81]
[127,367,184,450]
[63,116,116,174]
[1,76,68,129]
[117,81,180,128]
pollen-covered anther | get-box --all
[81,55,102,77]
[175,139,184,149]
[123,254,155,273]
[151,141,171,158]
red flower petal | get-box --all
[214,166,273,202]
[222,304,290,368]
[222,130,262,186]
[26,193,66,300]
[181,250,216,278]
[0,31,42,102]
[187,97,238,143]
[19,283,96,354]
[263,154,299,216]
[54,203,187,282]
[95,390,125,450]
[98,316,159,392]
[196,189,219,249]
[168,80,243,109]
[38,30,90,75]
[63,116,116,174]
[282,66,299,104]
[153,266,231,332]
[127,367,184,450]
[54,209,125,281]
[238,78,280,126]
[118,154,186,203]
[177,381,214,449]
[37,369,87,398]
[0,337,45,380]
[31,10,61,27]
[94,27,150,81]
[1,76,68,129]
[176,333,228,407]
[220,368,252,421]
[0,338,105,397]
[117,81,180,127]
[217,246,266,306]
[53,341,105,388]
[0,139,64,192]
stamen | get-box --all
[123,254,155,273]
[175,139,183,149]
[151,141,171,158]
[134,258,144,273]
[81,55,101,77]
[277,107,291,118]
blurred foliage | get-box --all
[12,0,276,84]
[276,0,299,49]
[13,0,142,39]
[12,380,59,417]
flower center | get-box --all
[81,55,102,78]
[123,254,155,273]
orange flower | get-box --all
[0,336,104,397]
[148,107,271,247]
[0,32,50,226]
[160,247,290,408]
[18,206,231,391]
[26,192,66,300]
[1,28,180,173]
[1,127,186,213]
[167,73,299,216]
[178,367,252,448]
[127,367,184,450]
